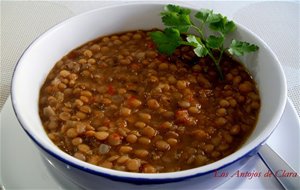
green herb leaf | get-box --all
[186,35,201,47]
[194,45,209,57]
[150,28,182,55]
[223,20,236,34]
[164,4,191,14]
[206,35,224,49]
[186,35,208,57]
[206,13,223,23]
[195,9,212,23]
[228,40,259,56]
[161,4,192,32]
[207,15,236,35]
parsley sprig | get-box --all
[150,4,259,80]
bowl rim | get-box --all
[11,2,287,182]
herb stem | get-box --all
[180,41,194,46]
[190,25,204,39]
[216,49,225,80]
[207,50,224,80]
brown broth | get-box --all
[39,29,260,173]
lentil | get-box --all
[126,134,138,144]
[142,164,156,173]
[134,149,149,158]
[119,146,133,154]
[134,121,146,129]
[141,126,156,138]
[120,107,131,117]
[126,159,141,172]
[138,137,151,145]
[95,131,109,140]
[155,140,170,151]
[72,137,83,146]
[147,99,160,109]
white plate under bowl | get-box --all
[1,97,299,189]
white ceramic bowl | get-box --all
[11,3,287,189]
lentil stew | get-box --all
[39,30,260,173]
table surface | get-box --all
[0,1,299,189]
